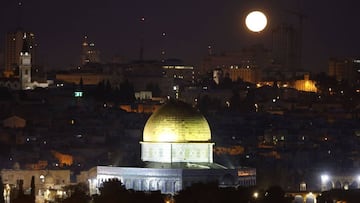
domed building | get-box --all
[84,100,256,194]
[141,100,214,165]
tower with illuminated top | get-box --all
[19,33,32,90]
[81,35,100,65]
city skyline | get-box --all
[0,0,360,71]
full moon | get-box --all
[245,11,267,32]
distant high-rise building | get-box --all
[329,57,360,85]
[200,44,272,77]
[272,24,301,71]
[4,30,36,77]
[81,35,100,65]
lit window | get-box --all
[40,175,45,183]
[74,91,83,97]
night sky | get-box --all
[1,0,360,72]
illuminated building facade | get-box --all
[225,65,260,83]
[329,57,360,85]
[293,74,317,92]
[1,169,70,202]
[0,78,21,90]
[162,65,195,84]
[320,174,360,191]
[81,100,256,194]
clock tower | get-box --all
[19,33,32,90]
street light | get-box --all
[305,192,316,203]
[321,174,330,191]
[253,192,259,199]
[321,174,329,183]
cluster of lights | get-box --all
[321,174,360,191]
[250,191,318,201]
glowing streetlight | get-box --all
[305,192,316,203]
[321,174,329,182]
[245,11,268,32]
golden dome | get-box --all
[143,100,211,142]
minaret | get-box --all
[160,32,166,63]
[207,45,213,56]
[19,33,32,90]
[139,17,145,61]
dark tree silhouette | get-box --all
[263,185,289,203]
[219,73,233,89]
[61,183,89,203]
[119,80,135,103]
[30,176,35,203]
[79,77,84,90]
[175,182,259,203]
[0,176,4,203]
[18,179,24,197]
[313,72,338,94]
[13,179,34,203]
[146,83,162,97]
[93,179,129,203]
[92,179,163,203]
[230,88,241,111]
[317,189,360,203]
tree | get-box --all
[30,176,35,203]
[175,182,256,203]
[219,73,233,89]
[105,80,112,92]
[79,77,84,90]
[119,80,135,103]
[230,88,241,111]
[146,83,162,97]
[0,176,4,203]
[263,185,288,203]
[13,179,33,203]
[313,72,338,94]
[93,179,129,203]
[61,183,89,203]
[18,179,24,197]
